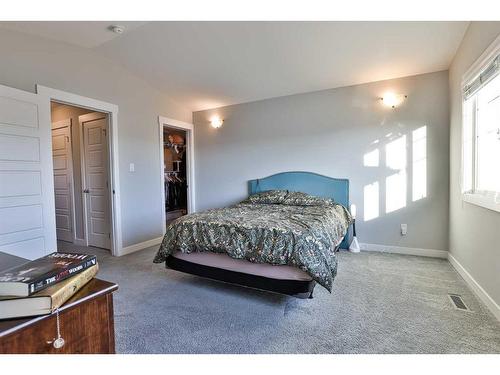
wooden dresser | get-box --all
[0,278,118,354]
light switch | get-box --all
[129,163,135,172]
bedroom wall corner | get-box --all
[193,71,450,252]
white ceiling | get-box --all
[0,21,469,111]
[0,21,147,48]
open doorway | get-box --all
[51,102,112,251]
[163,126,188,226]
[159,116,195,231]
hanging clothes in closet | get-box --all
[165,172,187,211]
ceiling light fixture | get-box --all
[380,93,407,108]
[210,116,224,129]
[109,25,125,34]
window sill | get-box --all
[463,192,500,213]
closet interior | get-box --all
[164,126,188,226]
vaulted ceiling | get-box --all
[0,21,469,111]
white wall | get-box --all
[448,22,500,307]
[193,71,450,251]
[0,28,192,248]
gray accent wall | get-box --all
[448,22,500,306]
[0,28,192,248]
[193,71,450,251]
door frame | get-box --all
[158,116,195,233]
[37,85,122,256]
[51,118,77,243]
[79,112,112,250]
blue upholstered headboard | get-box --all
[248,171,349,209]
[248,171,352,249]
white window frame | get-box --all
[461,34,500,213]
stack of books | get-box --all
[0,252,98,320]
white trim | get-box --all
[463,192,500,213]
[36,85,123,256]
[120,236,163,256]
[158,116,196,234]
[462,33,500,85]
[359,243,448,259]
[38,86,119,113]
[159,116,194,132]
[448,253,500,321]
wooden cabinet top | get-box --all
[0,278,118,338]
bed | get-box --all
[154,171,352,298]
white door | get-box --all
[52,119,74,243]
[80,113,111,249]
[0,84,56,259]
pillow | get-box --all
[243,190,288,205]
[282,191,334,206]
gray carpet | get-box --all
[54,242,500,353]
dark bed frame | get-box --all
[166,255,319,299]
[165,171,351,299]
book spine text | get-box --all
[28,256,97,295]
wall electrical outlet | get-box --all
[401,224,408,236]
[129,163,135,172]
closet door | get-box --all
[52,119,75,243]
[0,84,57,259]
[81,112,111,250]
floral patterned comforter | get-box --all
[154,194,352,291]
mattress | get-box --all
[172,251,313,281]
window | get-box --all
[462,45,500,213]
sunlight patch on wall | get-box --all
[364,181,379,221]
[386,135,406,170]
[412,126,427,201]
[385,135,407,213]
[363,149,379,167]
[386,171,407,213]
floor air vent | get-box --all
[448,294,470,311]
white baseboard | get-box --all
[359,242,448,259]
[448,253,500,321]
[119,236,163,256]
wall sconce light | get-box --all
[380,93,407,108]
[210,116,224,129]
